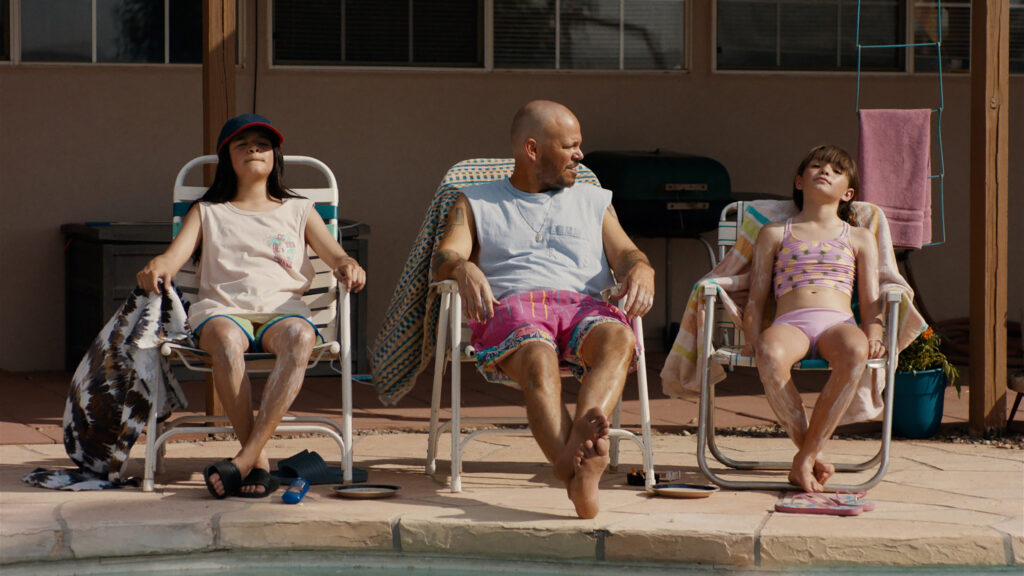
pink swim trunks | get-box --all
[771,307,857,358]
[468,290,638,384]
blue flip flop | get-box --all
[272,450,367,485]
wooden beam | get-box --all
[201,0,237,417]
[968,0,1009,433]
[202,0,236,160]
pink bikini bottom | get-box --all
[771,307,856,357]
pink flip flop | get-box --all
[774,492,864,516]
[830,490,876,512]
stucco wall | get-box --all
[0,7,1019,372]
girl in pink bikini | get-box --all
[742,145,886,493]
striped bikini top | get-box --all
[773,218,856,298]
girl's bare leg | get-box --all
[754,324,825,491]
[230,318,316,493]
[799,323,869,491]
[198,318,256,497]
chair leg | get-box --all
[632,316,655,491]
[340,289,354,484]
[143,383,161,492]
[427,292,451,476]
[450,294,463,493]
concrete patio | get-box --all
[1,360,1022,572]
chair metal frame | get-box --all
[422,158,655,493]
[695,201,900,491]
[142,155,354,492]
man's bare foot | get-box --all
[789,452,824,492]
[567,435,610,519]
[813,458,835,487]
[553,407,609,483]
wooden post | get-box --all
[202,0,236,417]
[968,0,1009,433]
[203,0,236,159]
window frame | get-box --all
[268,0,691,74]
[711,0,1022,75]
[7,0,237,67]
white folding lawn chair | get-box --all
[423,158,656,493]
[695,201,901,491]
[142,155,354,492]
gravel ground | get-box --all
[709,423,1024,449]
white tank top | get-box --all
[187,198,315,327]
[463,178,614,300]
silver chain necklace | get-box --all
[514,193,554,243]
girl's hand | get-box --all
[333,257,366,293]
[136,256,175,294]
[867,338,887,359]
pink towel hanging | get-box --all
[858,109,932,249]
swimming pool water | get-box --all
[5,551,1017,576]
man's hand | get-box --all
[453,260,500,323]
[613,257,655,318]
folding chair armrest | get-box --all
[599,283,624,303]
[430,279,460,294]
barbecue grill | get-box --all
[584,149,733,345]
[584,149,732,238]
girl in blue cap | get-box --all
[137,114,365,498]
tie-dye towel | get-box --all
[24,285,191,490]
[660,200,926,424]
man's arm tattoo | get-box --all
[431,249,463,276]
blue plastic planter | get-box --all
[893,368,947,438]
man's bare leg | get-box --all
[203,318,315,496]
[498,341,614,517]
[568,322,636,518]
[498,342,575,481]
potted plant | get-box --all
[893,327,961,438]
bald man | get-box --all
[431,100,655,518]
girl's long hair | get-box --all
[199,141,299,204]
[792,144,859,226]
[192,129,302,261]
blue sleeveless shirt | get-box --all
[463,178,615,300]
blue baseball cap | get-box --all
[217,113,284,153]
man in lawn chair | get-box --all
[432,100,654,518]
